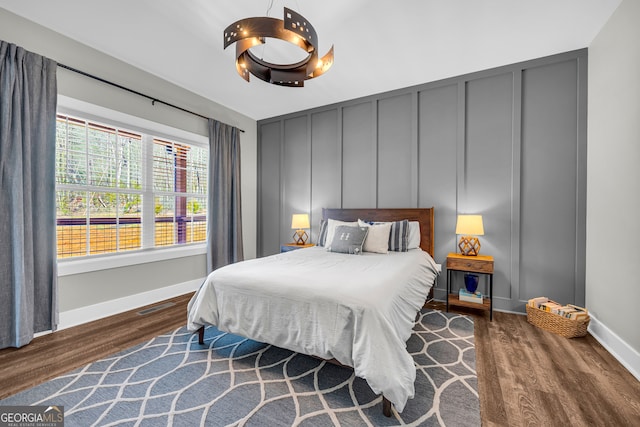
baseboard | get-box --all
[57,278,204,330]
[588,315,640,382]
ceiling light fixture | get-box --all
[223,7,334,87]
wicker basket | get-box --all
[526,304,590,338]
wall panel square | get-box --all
[378,93,414,207]
[342,102,375,208]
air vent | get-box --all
[137,302,176,316]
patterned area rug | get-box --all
[1,309,479,426]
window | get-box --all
[55,114,208,259]
[152,139,208,247]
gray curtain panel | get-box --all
[0,41,58,349]
[206,119,243,272]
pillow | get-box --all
[327,225,369,255]
[388,219,410,252]
[324,219,358,248]
[408,221,421,249]
[360,219,410,252]
[317,219,328,246]
[357,220,392,254]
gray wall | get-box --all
[258,50,587,313]
[587,0,640,352]
[0,8,258,313]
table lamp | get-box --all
[455,214,484,256]
[291,214,310,245]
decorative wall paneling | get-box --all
[257,49,587,312]
[257,121,282,256]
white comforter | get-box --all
[187,246,440,412]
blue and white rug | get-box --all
[1,309,479,426]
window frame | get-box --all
[56,96,209,276]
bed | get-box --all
[187,208,439,416]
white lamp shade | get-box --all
[291,214,310,229]
[455,215,484,236]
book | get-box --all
[528,296,549,308]
[569,311,589,321]
[528,297,590,322]
[459,288,483,304]
[540,301,562,313]
[567,304,589,320]
[557,306,577,318]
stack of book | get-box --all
[459,288,483,304]
[527,297,588,320]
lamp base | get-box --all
[293,229,309,245]
[458,236,481,256]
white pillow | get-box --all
[325,219,358,248]
[357,220,392,254]
[408,221,421,249]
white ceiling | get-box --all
[0,0,621,120]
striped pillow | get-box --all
[388,219,410,252]
[363,219,410,252]
[317,219,328,246]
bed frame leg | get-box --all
[426,287,435,304]
[198,326,205,345]
[382,397,392,417]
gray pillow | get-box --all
[327,225,369,255]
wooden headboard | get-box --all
[321,208,435,257]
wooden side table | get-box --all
[280,243,315,253]
[446,252,494,320]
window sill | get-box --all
[57,244,207,276]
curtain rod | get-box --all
[57,63,245,133]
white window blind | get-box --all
[152,138,208,247]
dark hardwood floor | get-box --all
[0,293,191,400]
[425,301,640,427]
[1,295,639,426]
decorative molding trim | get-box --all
[258,50,589,319]
[57,278,204,330]
[588,315,640,382]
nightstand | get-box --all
[280,243,315,253]
[446,252,494,320]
